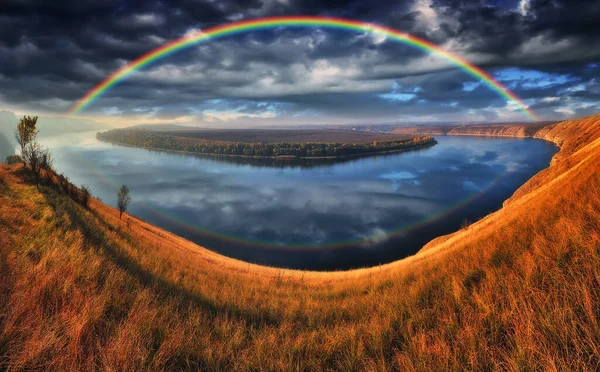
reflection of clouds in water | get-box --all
[390,179,423,192]
[132,146,506,245]
[102,156,122,167]
[140,179,440,244]
[470,150,500,164]
[378,171,424,192]
[465,140,540,173]
[49,134,558,248]
[379,171,417,180]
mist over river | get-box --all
[45,132,558,270]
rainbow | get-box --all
[68,16,537,119]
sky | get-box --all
[1,0,599,127]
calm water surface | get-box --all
[45,132,558,270]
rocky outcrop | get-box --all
[393,121,557,139]
[533,115,600,156]
[505,114,600,206]
[447,123,549,137]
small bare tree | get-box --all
[39,147,53,181]
[116,184,131,220]
[23,142,42,187]
[15,116,39,168]
[21,142,52,188]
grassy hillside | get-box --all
[1,115,599,370]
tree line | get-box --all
[96,129,436,158]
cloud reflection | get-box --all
[50,134,558,269]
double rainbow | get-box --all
[68,16,537,119]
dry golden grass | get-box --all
[1,114,599,370]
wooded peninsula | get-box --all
[96,129,437,159]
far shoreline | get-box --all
[95,136,438,162]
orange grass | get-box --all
[1,114,599,370]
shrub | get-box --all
[5,155,23,165]
[15,116,38,166]
[58,173,71,194]
[80,185,91,207]
[116,184,131,220]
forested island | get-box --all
[96,129,437,159]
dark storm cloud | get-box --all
[0,0,599,121]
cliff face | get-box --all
[534,115,600,156]
[393,121,556,138]
[448,123,541,137]
[392,126,453,136]
[504,114,600,204]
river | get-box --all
[43,132,558,270]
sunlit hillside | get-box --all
[1,114,599,370]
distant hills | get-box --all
[0,111,18,159]
[391,121,559,137]
[0,131,12,160]
[127,123,194,131]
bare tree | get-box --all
[15,116,39,168]
[23,142,42,187]
[116,184,131,220]
[21,142,52,188]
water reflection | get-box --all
[161,146,436,169]
[49,132,558,270]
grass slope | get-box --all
[1,114,600,370]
